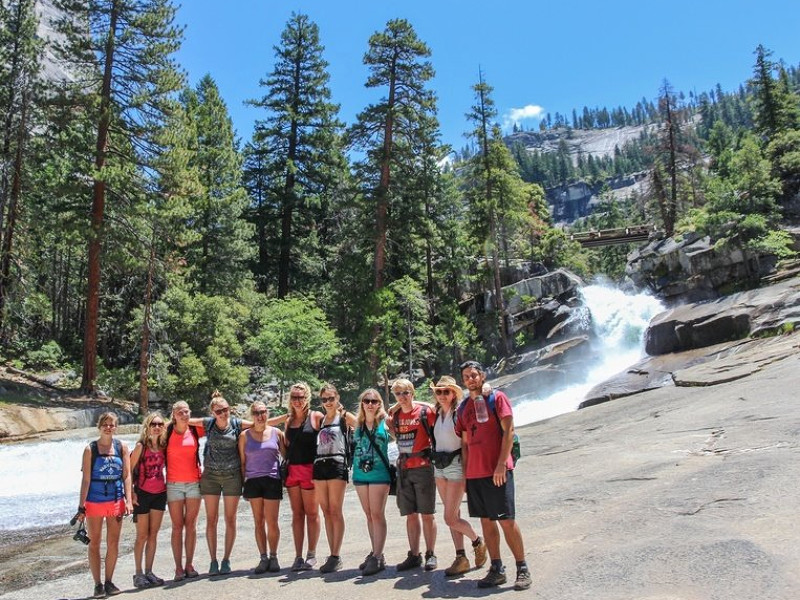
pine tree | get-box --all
[349,18,436,291]
[247,12,345,298]
[52,0,184,393]
[181,75,253,296]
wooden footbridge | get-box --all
[569,224,659,248]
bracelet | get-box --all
[78,506,86,514]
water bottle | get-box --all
[474,395,489,423]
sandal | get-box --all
[184,566,199,578]
[174,569,186,582]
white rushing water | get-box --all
[514,283,664,426]
[0,284,662,532]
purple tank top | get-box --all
[244,428,281,480]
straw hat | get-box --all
[430,375,463,398]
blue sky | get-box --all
[175,0,799,150]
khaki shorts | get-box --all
[200,470,242,497]
[434,454,464,481]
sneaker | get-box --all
[359,551,374,570]
[424,551,437,571]
[254,557,269,574]
[220,559,232,574]
[303,555,317,569]
[267,556,281,572]
[361,554,385,576]
[145,572,164,586]
[396,551,423,571]
[444,554,470,577]
[477,566,507,588]
[514,568,532,591]
[92,583,105,598]
[133,573,150,589]
[209,559,220,575]
[472,538,487,568]
[104,581,121,596]
[319,555,343,573]
[290,556,305,572]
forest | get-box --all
[1,1,799,411]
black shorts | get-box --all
[133,488,167,515]
[312,458,349,482]
[243,476,283,500]
[466,470,516,520]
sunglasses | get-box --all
[320,396,337,403]
[290,395,306,401]
[214,407,230,415]
[434,389,452,396]
[393,390,412,396]
[252,410,268,417]
[149,422,165,428]
[362,398,381,405]
[101,423,117,429]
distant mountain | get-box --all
[505,123,650,163]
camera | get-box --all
[73,525,90,545]
[359,458,374,473]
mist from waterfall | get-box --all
[513,283,664,426]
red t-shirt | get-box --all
[166,425,204,483]
[394,403,436,469]
[455,391,515,479]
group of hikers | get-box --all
[73,360,531,598]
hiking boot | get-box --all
[132,573,150,589]
[359,551,374,570]
[396,551,422,571]
[290,556,305,572]
[477,566,507,588]
[254,557,269,574]
[267,556,281,572]
[514,568,532,591]
[444,554,470,577]
[209,559,220,575]
[319,555,343,573]
[145,572,164,586]
[104,581,121,596]
[472,538,487,568]
[220,559,231,574]
[92,583,105,598]
[361,554,385,576]
[424,551,437,571]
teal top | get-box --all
[352,420,391,484]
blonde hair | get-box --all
[209,390,228,414]
[356,388,386,428]
[391,378,415,395]
[171,400,190,419]
[288,382,311,423]
[138,412,167,449]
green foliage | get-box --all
[248,296,342,399]
[22,341,65,371]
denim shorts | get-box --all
[434,454,464,481]
[166,481,202,502]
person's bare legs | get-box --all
[134,513,150,575]
[222,494,239,561]
[183,498,200,572]
[264,499,281,554]
[203,494,221,562]
[249,497,267,556]
[498,518,525,561]
[145,510,165,573]
[85,516,103,584]
[103,516,123,583]
[406,513,422,555]
[421,512,437,555]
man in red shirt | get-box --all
[456,361,531,591]
[389,378,438,572]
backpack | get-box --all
[457,392,521,466]
[341,417,354,468]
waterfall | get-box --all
[513,283,664,426]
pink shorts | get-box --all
[285,463,315,490]
[85,499,126,518]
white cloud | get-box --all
[504,104,545,129]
